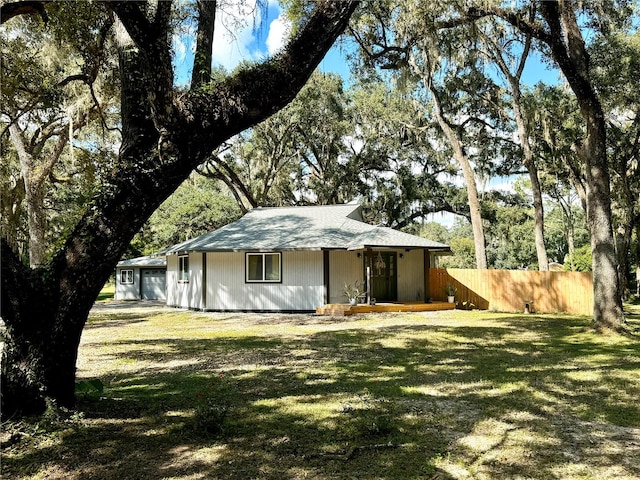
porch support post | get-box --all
[323,250,330,304]
[424,249,431,302]
[365,248,373,304]
[202,252,207,310]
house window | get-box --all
[246,253,281,283]
[179,255,189,283]
[120,269,134,285]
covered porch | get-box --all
[316,301,455,317]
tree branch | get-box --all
[472,4,552,45]
[103,1,153,47]
[0,0,48,25]
[198,157,257,210]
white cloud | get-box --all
[266,14,291,55]
[173,36,187,65]
[172,1,291,82]
[426,211,456,229]
[210,0,291,70]
[211,2,258,70]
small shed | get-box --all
[115,255,167,300]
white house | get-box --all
[163,204,451,312]
[115,255,167,300]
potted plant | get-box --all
[445,282,457,303]
[344,281,365,306]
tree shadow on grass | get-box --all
[4,312,640,479]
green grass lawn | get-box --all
[2,306,640,479]
[95,283,115,302]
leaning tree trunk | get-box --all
[424,73,488,269]
[0,40,187,417]
[489,25,549,271]
[453,144,488,270]
[1,0,358,419]
[433,109,488,269]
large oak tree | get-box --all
[0,0,358,418]
[477,0,626,328]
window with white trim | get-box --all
[246,252,281,283]
[120,269,134,285]
[178,255,189,283]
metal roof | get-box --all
[117,255,167,267]
[164,204,451,253]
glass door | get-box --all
[365,251,397,302]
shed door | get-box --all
[141,269,166,300]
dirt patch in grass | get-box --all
[2,306,640,479]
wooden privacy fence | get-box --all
[429,268,594,316]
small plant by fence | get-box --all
[429,268,594,316]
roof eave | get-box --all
[347,244,452,252]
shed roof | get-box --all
[117,255,167,268]
[164,204,450,253]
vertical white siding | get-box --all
[188,252,203,310]
[329,251,363,304]
[205,252,240,310]
[166,253,191,308]
[206,251,324,310]
[167,248,427,309]
[115,267,141,300]
[166,254,178,306]
[397,249,425,302]
[327,249,425,303]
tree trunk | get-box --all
[528,162,549,270]
[583,131,623,328]
[453,144,488,270]
[636,226,640,296]
[616,223,632,298]
[538,1,623,329]
[10,124,48,267]
[484,0,624,328]
[515,98,548,271]
[408,50,487,269]
[0,241,85,414]
[25,181,47,267]
[566,214,576,258]
[192,0,216,88]
[431,96,488,269]
[488,24,549,271]
[9,115,82,267]
[636,223,640,296]
[512,82,548,271]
